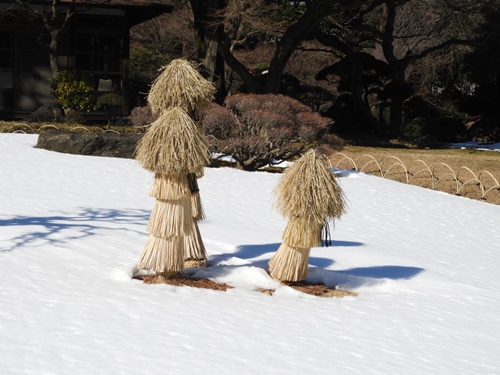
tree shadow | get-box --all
[308,265,425,289]
[208,240,364,269]
[0,208,150,252]
[334,265,424,280]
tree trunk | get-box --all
[189,0,228,102]
[315,30,385,136]
[48,29,59,79]
[350,55,386,137]
[382,0,405,139]
[263,0,328,94]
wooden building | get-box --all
[0,0,172,120]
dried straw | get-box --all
[274,149,347,223]
[137,235,184,273]
[150,173,191,200]
[135,107,210,175]
[184,220,207,262]
[148,59,215,117]
[268,243,311,282]
[147,198,193,239]
[281,218,323,249]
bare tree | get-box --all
[316,0,486,138]
[13,0,110,79]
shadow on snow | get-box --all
[207,241,424,288]
[0,208,150,252]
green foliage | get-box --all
[97,93,126,112]
[253,62,270,72]
[129,46,169,107]
[130,46,166,79]
[52,70,96,112]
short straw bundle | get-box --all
[269,149,347,283]
[135,107,210,175]
[148,59,215,117]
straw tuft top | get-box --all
[147,59,216,117]
[274,149,347,224]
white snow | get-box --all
[1,133,499,375]
[450,142,500,152]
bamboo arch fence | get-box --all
[331,153,500,203]
[9,125,499,203]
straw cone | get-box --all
[150,173,191,200]
[281,218,323,249]
[135,107,210,175]
[268,243,311,283]
[147,198,193,239]
[148,59,215,117]
[184,220,207,265]
[138,235,184,273]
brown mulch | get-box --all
[135,274,357,298]
[136,274,234,291]
[258,281,358,298]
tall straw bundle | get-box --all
[268,244,310,283]
[148,59,215,117]
[135,107,210,175]
[138,235,184,274]
[274,149,346,223]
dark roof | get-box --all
[63,0,174,26]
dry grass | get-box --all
[258,282,358,298]
[331,146,500,205]
[0,120,140,134]
[136,274,356,298]
[137,274,234,291]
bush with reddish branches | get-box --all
[200,94,344,171]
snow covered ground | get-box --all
[1,133,499,375]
